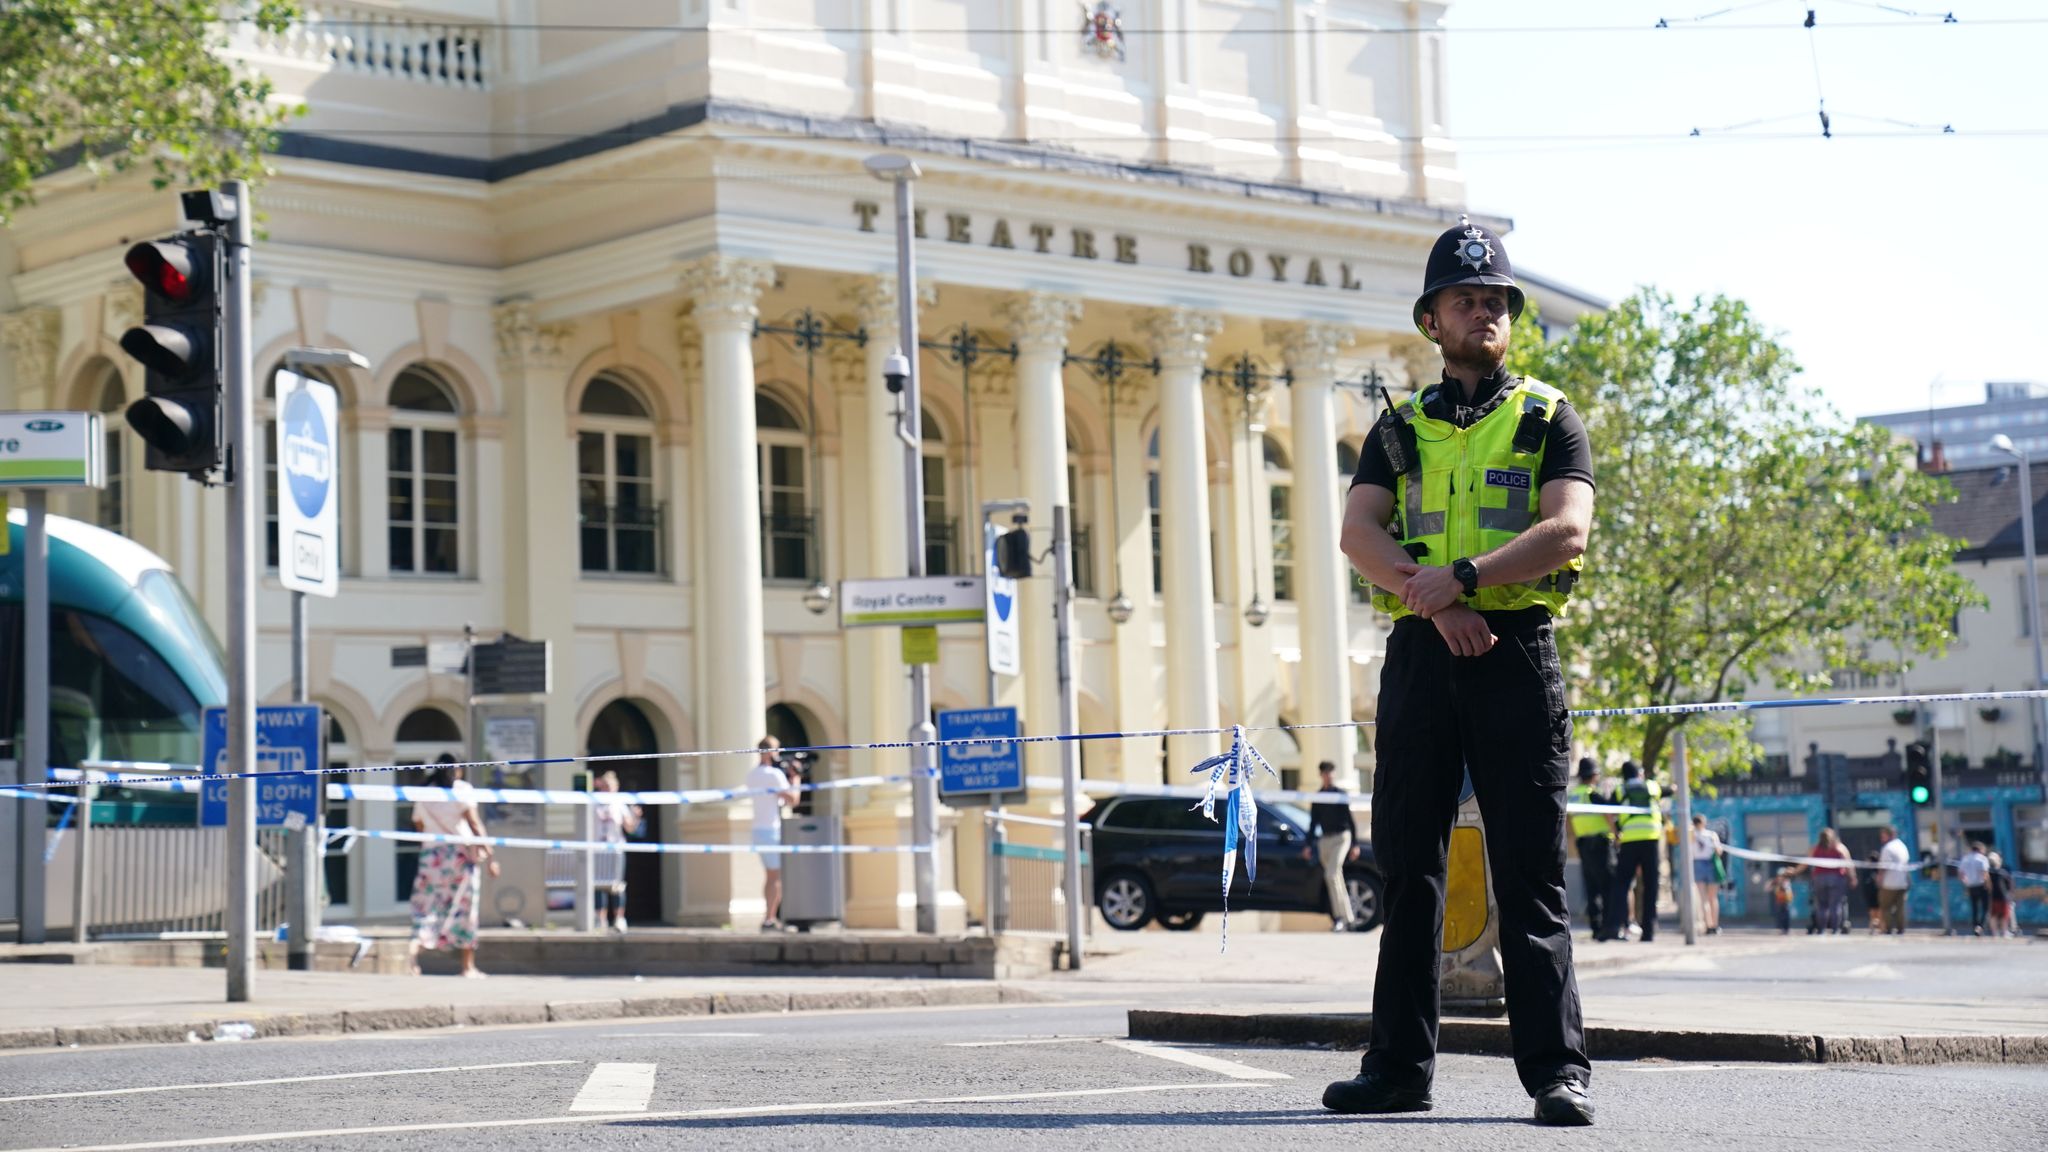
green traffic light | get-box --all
[1911,785,1931,804]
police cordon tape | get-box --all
[325,827,931,856]
[15,687,2046,795]
[1712,841,2048,887]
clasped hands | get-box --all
[1393,561,1496,658]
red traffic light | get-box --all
[124,240,202,303]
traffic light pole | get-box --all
[17,489,49,944]
[222,181,258,1002]
[1930,721,1952,937]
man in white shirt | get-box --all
[1959,841,1992,936]
[1876,826,1912,935]
[744,737,800,931]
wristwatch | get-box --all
[1451,557,1480,598]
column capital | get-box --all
[104,281,144,335]
[827,339,869,395]
[0,306,60,397]
[1142,306,1223,371]
[671,309,705,378]
[842,275,935,343]
[491,299,576,373]
[1391,334,1440,392]
[1265,320,1359,380]
[679,254,776,330]
[997,291,1083,352]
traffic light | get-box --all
[1904,741,1934,807]
[120,233,222,477]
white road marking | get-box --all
[1841,963,1902,980]
[567,1062,658,1112]
[597,1032,761,1039]
[7,1080,1264,1151]
[0,1060,579,1105]
[1105,1040,1291,1081]
[945,1037,1112,1048]
[1607,1063,1837,1074]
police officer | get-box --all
[1326,218,1596,1126]
[1605,760,1663,943]
[1570,758,1614,938]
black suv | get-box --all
[1083,795,1382,932]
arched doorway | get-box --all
[586,699,663,925]
[764,703,816,815]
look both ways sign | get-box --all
[200,705,326,828]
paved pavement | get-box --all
[2,927,2041,1050]
[2,1003,2043,1151]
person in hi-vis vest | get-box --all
[1604,761,1663,943]
[1569,759,1615,938]
[1328,217,1597,1128]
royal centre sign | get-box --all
[839,575,987,628]
[0,412,104,489]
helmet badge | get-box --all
[1455,214,1493,272]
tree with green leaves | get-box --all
[1510,290,1983,778]
[0,1,300,225]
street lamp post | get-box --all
[1990,434,2048,809]
[866,152,940,934]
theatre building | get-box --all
[0,3,1597,929]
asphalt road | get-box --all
[3,1003,2044,1152]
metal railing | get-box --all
[50,811,290,940]
[926,518,958,576]
[1071,526,1096,596]
[580,502,667,576]
[983,811,1091,938]
[762,511,817,581]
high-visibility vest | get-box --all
[1369,376,1584,621]
[1617,779,1663,844]
[1568,784,1610,838]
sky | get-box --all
[1442,0,2044,420]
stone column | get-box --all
[1106,376,1161,785]
[1271,321,1359,786]
[490,300,579,816]
[997,291,1083,784]
[1142,307,1224,769]
[676,255,774,925]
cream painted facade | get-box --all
[0,1,1596,927]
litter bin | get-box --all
[777,814,844,930]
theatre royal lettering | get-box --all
[851,201,1367,292]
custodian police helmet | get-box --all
[1412,214,1525,342]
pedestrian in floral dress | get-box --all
[407,756,498,977]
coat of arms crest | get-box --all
[1080,2,1126,62]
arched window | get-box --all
[1066,429,1095,596]
[577,373,660,575]
[321,709,357,908]
[921,408,953,575]
[391,705,465,902]
[91,365,127,535]
[388,366,460,575]
[1147,429,1160,593]
[758,393,813,581]
[1265,435,1294,602]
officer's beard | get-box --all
[1438,323,1509,380]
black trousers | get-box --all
[1362,609,1589,1096]
[1606,840,1660,942]
[1576,835,1612,935]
